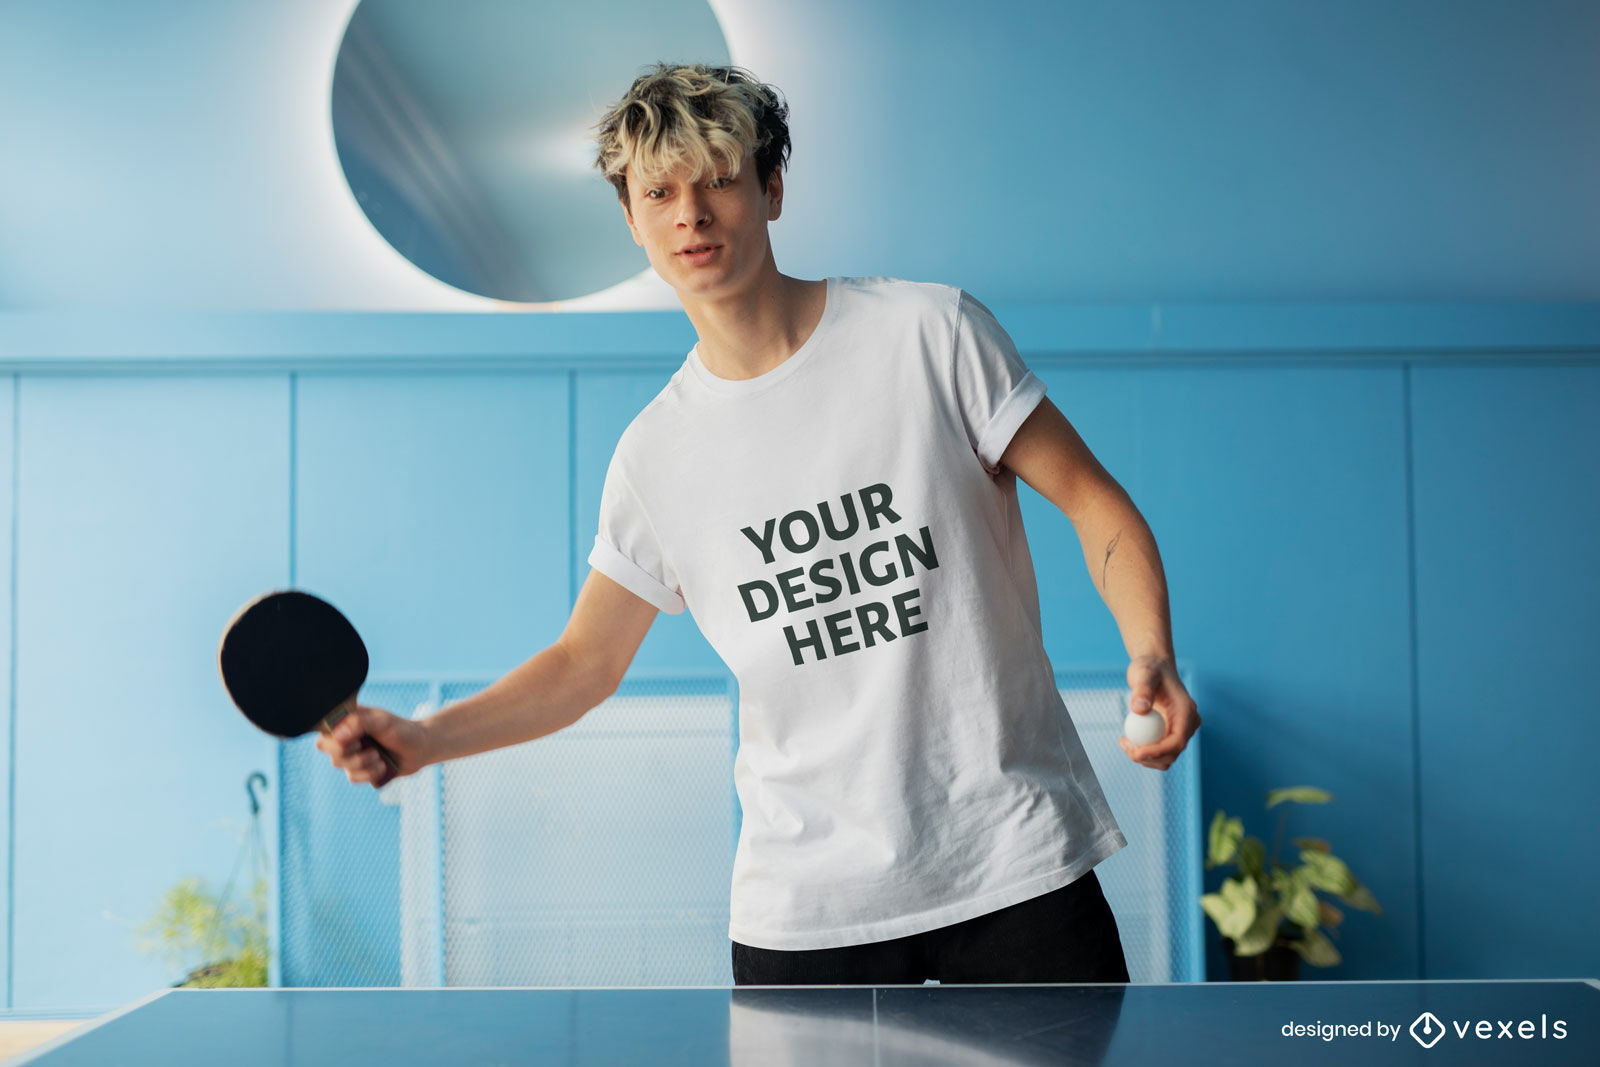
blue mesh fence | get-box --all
[279,680,431,986]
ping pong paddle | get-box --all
[218,590,398,773]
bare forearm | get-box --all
[1071,487,1175,663]
[419,643,614,766]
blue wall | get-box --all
[1,0,1595,309]
[0,0,1596,1015]
[1,309,1596,1013]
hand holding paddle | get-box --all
[219,590,416,785]
[316,703,424,788]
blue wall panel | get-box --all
[1411,364,1600,979]
[1142,366,1415,981]
[13,376,287,1011]
[294,373,570,682]
[1021,365,1417,979]
[0,379,13,1010]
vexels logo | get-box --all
[1410,1012,1445,1048]
[1409,1010,1569,1048]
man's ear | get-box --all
[765,168,784,222]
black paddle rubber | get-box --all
[219,590,398,773]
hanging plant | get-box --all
[137,874,268,987]
[137,772,272,987]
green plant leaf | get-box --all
[137,873,270,987]
[1287,928,1342,967]
[1341,884,1383,915]
[1319,900,1345,928]
[1222,876,1261,937]
[1293,837,1331,853]
[1206,811,1243,868]
[1231,903,1284,956]
[1299,850,1357,895]
[1201,877,1259,940]
[1236,837,1267,882]
[1284,873,1321,929]
[1199,893,1233,938]
[1266,786,1334,808]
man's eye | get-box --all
[645,188,666,200]
[709,176,732,189]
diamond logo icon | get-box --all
[1410,1011,1446,1048]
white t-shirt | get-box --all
[587,276,1126,951]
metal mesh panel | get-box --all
[1056,667,1204,983]
[279,680,431,987]
[278,670,1200,987]
[426,677,736,987]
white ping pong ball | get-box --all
[1123,708,1166,746]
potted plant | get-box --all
[137,874,269,987]
[1201,786,1382,980]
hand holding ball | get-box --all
[1123,706,1166,747]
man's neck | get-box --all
[681,268,828,382]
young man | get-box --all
[319,64,1199,986]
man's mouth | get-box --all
[678,244,720,255]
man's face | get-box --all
[621,150,783,300]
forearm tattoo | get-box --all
[1101,530,1122,591]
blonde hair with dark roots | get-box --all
[594,63,791,207]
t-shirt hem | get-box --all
[586,536,686,615]
[726,826,1129,952]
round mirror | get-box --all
[332,0,731,303]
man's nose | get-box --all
[676,189,711,227]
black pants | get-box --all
[732,869,1131,985]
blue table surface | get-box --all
[11,979,1598,1066]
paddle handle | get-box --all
[320,698,401,774]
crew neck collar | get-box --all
[687,278,838,397]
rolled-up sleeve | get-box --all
[587,455,686,615]
[951,290,1048,475]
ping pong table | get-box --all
[10,979,1597,1065]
